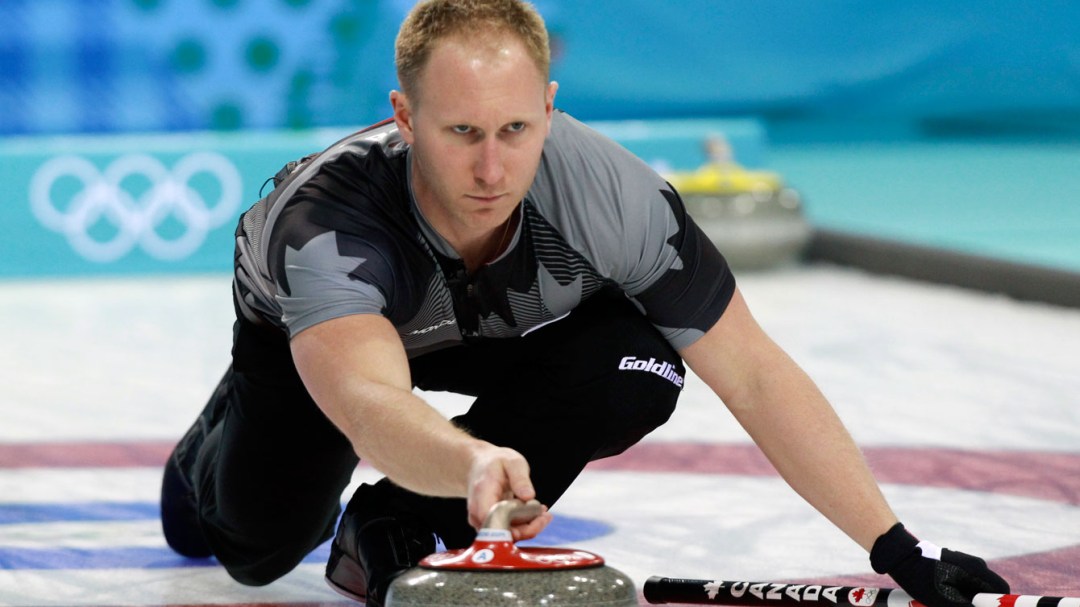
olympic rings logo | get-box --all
[30,152,243,262]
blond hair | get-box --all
[395,0,551,97]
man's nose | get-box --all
[474,138,505,186]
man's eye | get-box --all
[506,122,526,132]
[451,125,472,134]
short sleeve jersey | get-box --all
[234,111,736,358]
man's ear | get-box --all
[390,90,415,144]
[544,81,559,132]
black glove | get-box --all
[870,523,1010,607]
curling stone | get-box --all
[385,499,637,607]
[664,135,812,271]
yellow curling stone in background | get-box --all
[663,137,812,271]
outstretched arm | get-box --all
[679,286,1009,607]
[290,313,551,538]
[679,286,896,550]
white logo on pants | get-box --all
[618,356,684,387]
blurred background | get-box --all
[2,0,1079,296]
[3,3,1080,603]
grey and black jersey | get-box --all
[233,111,735,357]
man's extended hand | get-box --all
[871,523,1010,607]
[466,444,552,541]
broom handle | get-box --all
[643,576,1080,607]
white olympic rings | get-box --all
[29,152,243,262]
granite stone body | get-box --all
[385,564,638,606]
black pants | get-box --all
[184,289,685,585]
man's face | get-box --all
[392,34,557,242]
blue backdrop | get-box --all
[2,0,1079,138]
[4,1,1079,278]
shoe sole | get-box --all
[325,542,370,603]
